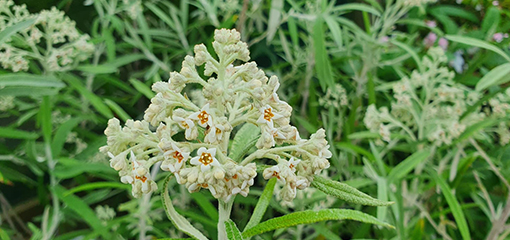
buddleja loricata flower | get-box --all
[100,29,331,203]
[364,47,485,146]
[0,1,94,72]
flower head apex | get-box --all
[190,147,221,172]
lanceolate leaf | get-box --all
[54,185,111,239]
[429,170,471,240]
[161,176,208,240]
[244,178,277,230]
[387,150,430,183]
[242,209,393,238]
[445,35,510,62]
[0,18,36,44]
[475,63,510,91]
[228,123,260,162]
[312,176,392,206]
[225,220,244,240]
[313,15,335,91]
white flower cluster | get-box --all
[121,0,143,20]
[364,47,485,146]
[0,1,94,72]
[488,89,510,145]
[101,29,332,203]
[319,83,349,109]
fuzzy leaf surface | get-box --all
[242,209,393,238]
[312,176,392,206]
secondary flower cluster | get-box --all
[364,47,485,146]
[101,29,331,203]
[0,1,94,72]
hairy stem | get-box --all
[217,198,234,240]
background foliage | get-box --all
[1,0,510,239]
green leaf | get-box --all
[347,131,380,140]
[429,5,479,23]
[445,35,510,62]
[62,73,114,119]
[65,182,130,195]
[387,150,430,183]
[312,176,392,206]
[129,78,155,99]
[242,209,393,238]
[266,0,283,42]
[51,118,82,157]
[244,177,277,231]
[0,86,59,96]
[0,18,36,44]
[40,96,52,143]
[429,169,471,240]
[324,15,343,49]
[225,220,244,240]
[228,123,260,162]
[54,185,111,239]
[0,73,65,88]
[161,175,208,240]
[475,63,510,91]
[53,158,116,179]
[454,118,502,144]
[190,192,219,221]
[390,39,423,73]
[107,54,146,68]
[313,15,335,91]
[0,227,11,240]
[104,99,131,122]
[333,3,381,16]
[481,7,500,36]
[0,127,38,139]
[76,65,117,74]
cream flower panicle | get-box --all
[102,29,332,204]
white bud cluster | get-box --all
[122,0,143,20]
[319,84,349,109]
[0,3,93,72]
[101,29,332,203]
[488,89,510,145]
[364,47,485,146]
[0,96,15,111]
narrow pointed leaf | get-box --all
[429,170,471,240]
[242,209,393,238]
[312,176,392,206]
[54,185,111,239]
[475,63,510,91]
[387,150,430,183]
[244,178,277,230]
[445,35,510,62]
[129,78,155,99]
[313,16,334,91]
[225,220,244,240]
[266,0,283,42]
[0,18,36,44]
[161,176,208,240]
